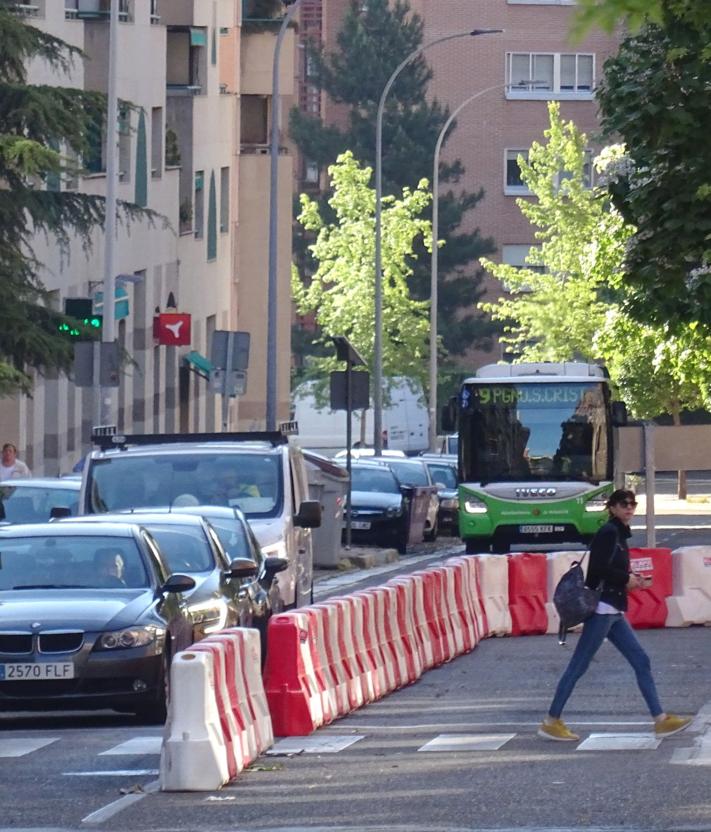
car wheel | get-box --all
[134,649,170,724]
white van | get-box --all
[79,432,321,608]
[292,377,428,454]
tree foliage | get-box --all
[481,103,711,427]
[595,8,711,327]
[290,0,496,368]
[572,0,711,39]
[292,152,432,391]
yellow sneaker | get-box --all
[537,718,580,742]
[655,714,692,738]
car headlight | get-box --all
[440,497,459,510]
[463,496,487,514]
[386,506,403,518]
[585,496,610,512]
[96,626,163,650]
[189,599,229,634]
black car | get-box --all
[343,461,410,552]
[0,522,196,720]
[419,457,459,534]
[60,511,286,650]
[371,457,440,541]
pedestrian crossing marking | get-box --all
[577,733,661,751]
[268,735,364,754]
[99,737,162,756]
[418,733,515,752]
[0,737,58,757]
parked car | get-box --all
[59,511,286,650]
[0,477,81,524]
[343,461,410,552]
[80,431,321,609]
[0,521,196,720]
[419,458,459,534]
[333,448,407,460]
[371,457,440,541]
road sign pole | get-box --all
[345,359,353,549]
[221,331,235,431]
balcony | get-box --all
[12,2,45,18]
[167,26,207,96]
[64,0,132,22]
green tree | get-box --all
[292,152,431,391]
[0,5,150,396]
[572,0,711,38]
[481,103,711,495]
[596,10,711,327]
[290,0,496,370]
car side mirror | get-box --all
[263,556,288,575]
[226,557,258,579]
[161,574,196,594]
[294,499,322,528]
[611,401,628,427]
[50,506,72,519]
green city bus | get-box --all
[445,362,627,553]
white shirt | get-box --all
[595,599,621,615]
[0,459,31,479]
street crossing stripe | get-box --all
[418,733,515,752]
[99,737,162,755]
[0,737,58,757]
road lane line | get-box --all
[65,769,159,776]
[99,737,162,755]
[81,778,158,825]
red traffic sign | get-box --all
[155,313,191,346]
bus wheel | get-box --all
[465,537,491,554]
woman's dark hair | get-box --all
[606,488,636,509]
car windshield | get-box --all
[426,464,457,488]
[0,485,79,523]
[385,461,429,487]
[0,535,148,590]
[206,518,261,564]
[351,467,400,494]
[144,525,214,573]
[88,452,283,519]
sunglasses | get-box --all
[617,500,637,508]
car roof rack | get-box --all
[90,429,288,452]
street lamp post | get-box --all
[266,0,301,431]
[373,28,501,455]
[428,82,506,451]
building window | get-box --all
[194,170,205,239]
[502,244,545,277]
[505,149,531,195]
[506,52,594,99]
[118,104,131,182]
[220,166,229,233]
[151,107,163,178]
[207,171,217,261]
[134,109,147,206]
[304,160,319,184]
[150,0,159,23]
[240,95,269,145]
[556,149,595,189]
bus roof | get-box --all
[464,362,608,384]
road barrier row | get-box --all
[161,545,711,790]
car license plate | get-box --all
[519,524,554,534]
[351,521,371,530]
[0,662,74,681]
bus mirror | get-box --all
[441,398,456,433]
[611,401,628,427]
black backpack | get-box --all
[552,552,601,645]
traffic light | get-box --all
[60,298,102,340]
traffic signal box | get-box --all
[60,298,102,340]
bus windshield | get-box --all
[459,381,611,484]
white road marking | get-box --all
[268,735,364,754]
[671,700,711,765]
[65,769,159,776]
[577,733,661,751]
[343,720,652,733]
[81,778,158,825]
[418,733,515,752]
[99,737,162,756]
[0,737,58,757]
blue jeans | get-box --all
[549,612,663,719]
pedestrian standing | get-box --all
[538,488,692,742]
[0,443,31,479]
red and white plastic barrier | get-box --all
[160,627,272,792]
[666,546,711,627]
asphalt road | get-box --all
[1,502,709,832]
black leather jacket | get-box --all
[585,516,631,612]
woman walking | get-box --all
[538,489,692,742]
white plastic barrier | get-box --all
[545,551,586,634]
[160,628,273,792]
[666,547,711,627]
[468,554,512,636]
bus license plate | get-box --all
[0,663,75,681]
[519,524,554,534]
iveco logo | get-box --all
[515,487,557,498]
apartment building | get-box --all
[0,0,295,473]
[295,0,620,361]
